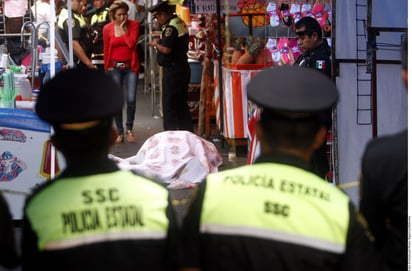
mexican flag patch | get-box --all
[316,60,326,69]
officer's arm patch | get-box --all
[315,60,326,70]
[66,19,77,28]
[165,27,173,37]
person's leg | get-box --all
[137,32,145,77]
[162,66,179,130]
[175,63,193,132]
[125,69,137,142]
[109,69,124,142]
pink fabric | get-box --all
[277,37,292,65]
[289,38,302,63]
[109,131,223,188]
[313,3,326,26]
[103,20,140,74]
[4,0,27,17]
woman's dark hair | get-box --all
[295,16,322,39]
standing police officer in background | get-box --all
[294,16,332,179]
[21,69,178,271]
[58,0,95,69]
[294,16,331,77]
[178,66,377,271]
[148,1,193,132]
[88,0,111,70]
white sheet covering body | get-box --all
[110,131,223,188]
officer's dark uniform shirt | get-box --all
[294,39,332,178]
[21,158,178,271]
[360,130,407,271]
[179,151,376,271]
[0,192,19,269]
[156,15,189,67]
[58,8,93,63]
[89,7,110,55]
[294,39,331,78]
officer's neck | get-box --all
[269,147,312,162]
[306,39,323,53]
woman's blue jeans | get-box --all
[109,68,138,134]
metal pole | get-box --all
[67,0,74,67]
[143,0,148,94]
[50,0,56,79]
[216,0,225,148]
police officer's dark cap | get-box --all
[148,1,173,14]
[247,66,338,113]
[35,68,123,126]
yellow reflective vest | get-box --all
[179,159,375,271]
[201,163,349,253]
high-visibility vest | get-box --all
[90,8,109,26]
[26,170,170,251]
[162,16,188,37]
[57,8,87,30]
[200,163,350,254]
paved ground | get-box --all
[110,78,248,225]
[110,78,248,168]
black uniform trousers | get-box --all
[162,62,194,132]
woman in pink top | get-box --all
[103,1,139,143]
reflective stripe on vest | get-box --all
[201,163,350,253]
[164,17,188,37]
[26,170,169,251]
[57,8,86,30]
[90,9,109,25]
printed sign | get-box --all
[193,0,240,14]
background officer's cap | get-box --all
[247,66,338,113]
[35,68,123,126]
[148,1,173,14]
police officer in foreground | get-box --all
[58,0,95,69]
[148,1,193,132]
[359,35,408,271]
[178,66,378,271]
[21,69,178,271]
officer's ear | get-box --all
[402,69,408,88]
[255,121,269,152]
[311,31,318,41]
[312,126,327,150]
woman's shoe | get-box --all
[126,130,136,143]
[115,134,124,144]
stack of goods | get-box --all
[265,0,332,34]
[229,36,303,66]
[230,36,268,65]
[0,70,17,108]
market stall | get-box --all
[0,108,59,219]
[194,0,333,166]
[0,0,63,219]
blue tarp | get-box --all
[0,108,50,133]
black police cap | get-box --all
[35,68,123,124]
[148,1,173,14]
[247,66,338,112]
